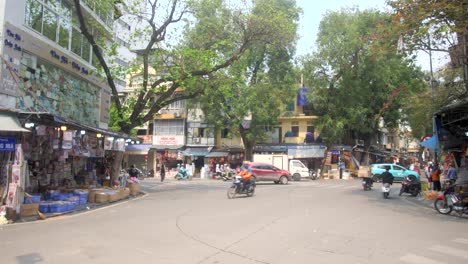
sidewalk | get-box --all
[8,191,146,225]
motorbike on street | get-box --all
[310,170,318,180]
[382,183,391,199]
[175,167,192,180]
[399,175,421,197]
[221,168,236,181]
[227,175,256,199]
[362,177,373,191]
[434,182,468,216]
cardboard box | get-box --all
[21,203,39,217]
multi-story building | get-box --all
[254,87,326,171]
[0,0,135,216]
[0,0,112,127]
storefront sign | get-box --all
[0,137,16,151]
[288,148,325,158]
[0,25,22,96]
[100,89,111,124]
[153,135,184,146]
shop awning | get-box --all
[206,151,229,158]
[17,111,136,140]
[288,148,325,158]
[182,147,211,157]
[125,144,152,154]
[0,112,30,132]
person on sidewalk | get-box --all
[160,163,166,182]
[446,163,457,183]
[431,165,442,191]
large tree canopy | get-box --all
[192,0,301,160]
[73,0,296,134]
[301,8,426,156]
[386,0,467,99]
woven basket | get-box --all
[94,192,109,203]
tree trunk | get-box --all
[239,126,255,161]
[111,151,124,187]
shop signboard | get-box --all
[0,24,22,96]
[5,22,109,127]
[0,137,16,151]
[153,135,184,146]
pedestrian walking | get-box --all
[160,163,166,182]
[431,165,442,191]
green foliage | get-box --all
[191,0,301,155]
[386,0,465,54]
[300,8,426,146]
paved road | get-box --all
[0,178,467,264]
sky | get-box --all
[294,0,449,72]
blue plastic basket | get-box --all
[24,194,41,204]
[38,203,50,213]
[79,198,88,205]
[49,203,61,213]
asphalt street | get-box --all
[0,178,467,264]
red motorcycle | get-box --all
[434,181,468,216]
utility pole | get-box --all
[428,36,438,165]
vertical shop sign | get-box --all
[0,24,22,96]
[0,137,16,151]
[100,89,111,123]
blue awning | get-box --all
[182,147,211,157]
[420,135,438,150]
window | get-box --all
[42,6,58,41]
[24,0,109,65]
[71,27,83,56]
[292,161,306,168]
[25,0,43,33]
[57,1,72,49]
[136,129,147,136]
[393,166,404,171]
[291,121,299,137]
[221,128,229,138]
[307,122,314,134]
[154,119,184,136]
[168,99,186,110]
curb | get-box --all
[3,191,148,227]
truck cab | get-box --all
[289,159,311,181]
[253,154,311,181]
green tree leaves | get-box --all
[301,8,426,151]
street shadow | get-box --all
[16,253,44,264]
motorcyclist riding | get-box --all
[381,166,394,185]
[239,161,253,190]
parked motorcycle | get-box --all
[362,177,373,191]
[221,169,236,181]
[434,182,468,216]
[175,167,192,180]
[382,183,391,199]
[310,170,318,180]
[227,175,255,199]
[399,175,421,197]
